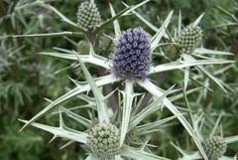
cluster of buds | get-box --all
[77,1,101,31]
[176,25,203,54]
[202,136,227,160]
[88,123,120,160]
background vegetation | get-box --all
[0,0,238,160]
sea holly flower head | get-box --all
[112,28,151,80]
[176,25,203,54]
[202,136,227,160]
[77,1,102,31]
[88,123,120,159]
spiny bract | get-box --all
[88,123,120,160]
[77,1,101,31]
[176,25,203,54]
[202,136,227,160]
[112,28,151,80]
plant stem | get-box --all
[137,72,167,112]
[86,32,118,112]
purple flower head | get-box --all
[112,28,151,80]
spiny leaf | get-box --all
[121,145,170,160]
[19,119,88,144]
[12,31,82,38]
[41,4,86,32]
[39,50,111,69]
[149,59,234,75]
[120,81,134,146]
[151,11,173,51]
[137,79,208,160]
[109,3,121,39]
[75,44,110,123]
[20,74,119,131]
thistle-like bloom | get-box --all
[176,25,203,54]
[88,123,120,160]
[77,1,101,31]
[203,136,227,160]
[112,28,151,80]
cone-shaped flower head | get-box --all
[77,1,101,31]
[202,136,227,160]
[176,25,203,54]
[88,123,120,160]
[112,28,151,80]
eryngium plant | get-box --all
[15,0,237,159]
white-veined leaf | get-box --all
[75,45,110,123]
[120,81,134,146]
[184,67,190,90]
[178,152,201,160]
[61,107,91,128]
[197,65,227,93]
[151,11,173,51]
[149,59,234,75]
[194,48,234,55]
[95,7,131,33]
[123,2,158,32]
[19,119,88,144]
[20,74,119,131]
[39,50,111,70]
[225,135,238,144]
[123,0,151,15]
[41,4,86,32]
[121,145,170,160]
[136,79,208,160]
[109,3,121,39]
[129,86,175,130]
[136,115,177,135]
[12,31,82,38]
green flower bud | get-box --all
[77,41,90,54]
[176,25,203,54]
[77,1,101,31]
[77,36,114,55]
[97,36,114,55]
[203,136,227,160]
[88,123,120,160]
[125,128,138,144]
